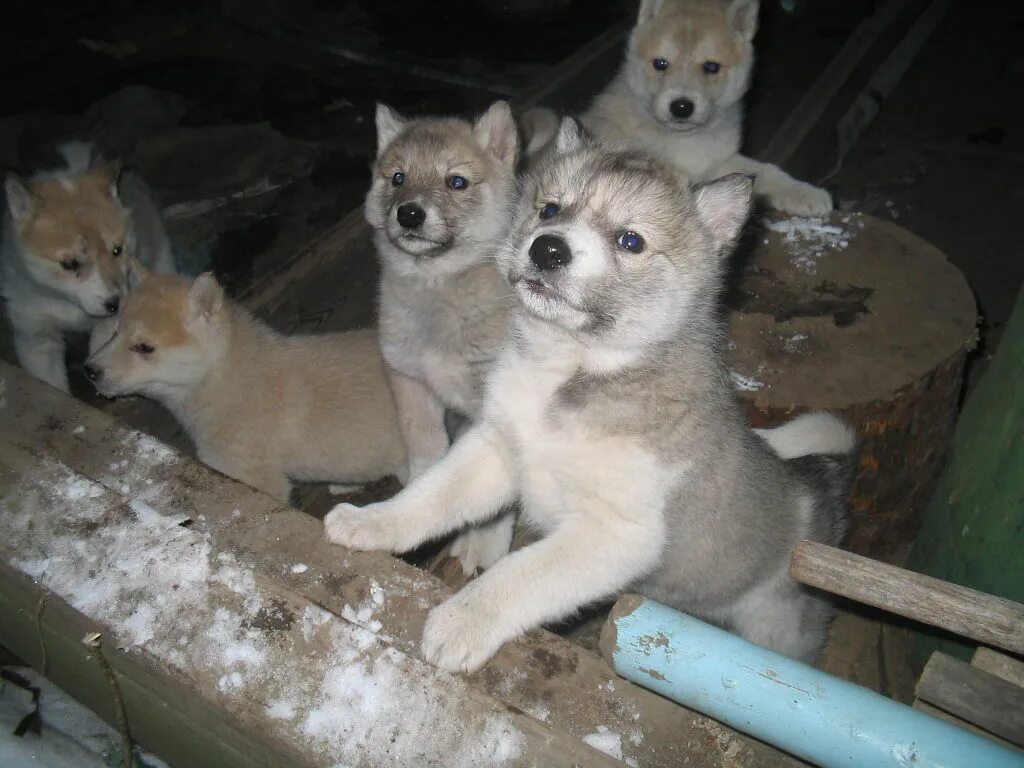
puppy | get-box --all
[1,143,174,393]
[523,0,832,215]
[85,268,405,503]
[325,119,854,673]
[367,101,519,573]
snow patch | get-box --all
[766,214,860,275]
[290,563,308,574]
[583,726,624,761]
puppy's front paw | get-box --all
[323,502,400,551]
[421,595,507,674]
[765,180,833,217]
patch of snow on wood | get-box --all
[0,458,525,767]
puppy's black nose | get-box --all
[84,363,102,382]
[396,202,426,229]
[670,98,695,119]
[529,234,572,271]
[104,296,120,315]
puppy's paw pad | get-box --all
[421,600,503,674]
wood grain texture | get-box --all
[916,652,1024,746]
[790,540,1024,654]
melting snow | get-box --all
[766,214,860,274]
[0,455,525,767]
[729,370,765,392]
[583,726,624,761]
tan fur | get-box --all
[86,273,406,502]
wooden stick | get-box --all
[916,652,1024,747]
[789,540,1024,655]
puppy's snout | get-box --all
[84,363,102,383]
[529,234,573,271]
[396,202,426,229]
[103,296,120,315]
[670,97,695,120]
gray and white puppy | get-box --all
[367,101,519,573]
[326,118,855,673]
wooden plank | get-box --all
[0,360,803,768]
[912,700,1024,754]
[915,652,1024,746]
[0,428,624,767]
[973,647,1024,689]
[758,0,915,168]
[789,540,1024,654]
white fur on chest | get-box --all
[486,348,668,535]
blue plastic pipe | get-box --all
[600,595,1023,768]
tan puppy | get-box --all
[85,268,405,502]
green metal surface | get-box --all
[909,287,1024,665]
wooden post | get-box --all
[789,540,1024,654]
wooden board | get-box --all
[0,359,804,768]
[728,212,976,561]
[915,652,1024,746]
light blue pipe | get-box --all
[600,595,1023,768]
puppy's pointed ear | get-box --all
[187,272,225,323]
[473,100,518,167]
[375,103,404,155]
[637,0,664,24]
[553,116,586,156]
[89,161,123,200]
[693,174,753,253]
[126,256,151,291]
[4,174,38,224]
[727,0,759,41]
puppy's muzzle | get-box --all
[396,202,426,229]
[529,234,572,271]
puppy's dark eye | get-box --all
[131,342,155,356]
[111,244,123,257]
[391,171,405,186]
[448,175,468,190]
[616,231,645,253]
[61,258,81,273]
[652,58,670,71]
[702,61,721,74]
[539,202,560,220]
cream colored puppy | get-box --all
[85,268,405,502]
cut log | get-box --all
[915,652,1024,746]
[729,212,976,562]
[789,540,1024,655]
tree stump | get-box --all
[726,212,976,563]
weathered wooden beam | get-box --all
[758,0,916,168]
[973,647,1024,689]
[789,540,1024,654]
[0,360,804,768]
[915,652,1024,747]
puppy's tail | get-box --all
[754,411,856,459]
[757,412,857,546]
[519,107,561,158]
[56,141,95,174]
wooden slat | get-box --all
[0,360,803,768]
[973,647,1024,689]
[915,652,1024,746]
[789,540,1024,654]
